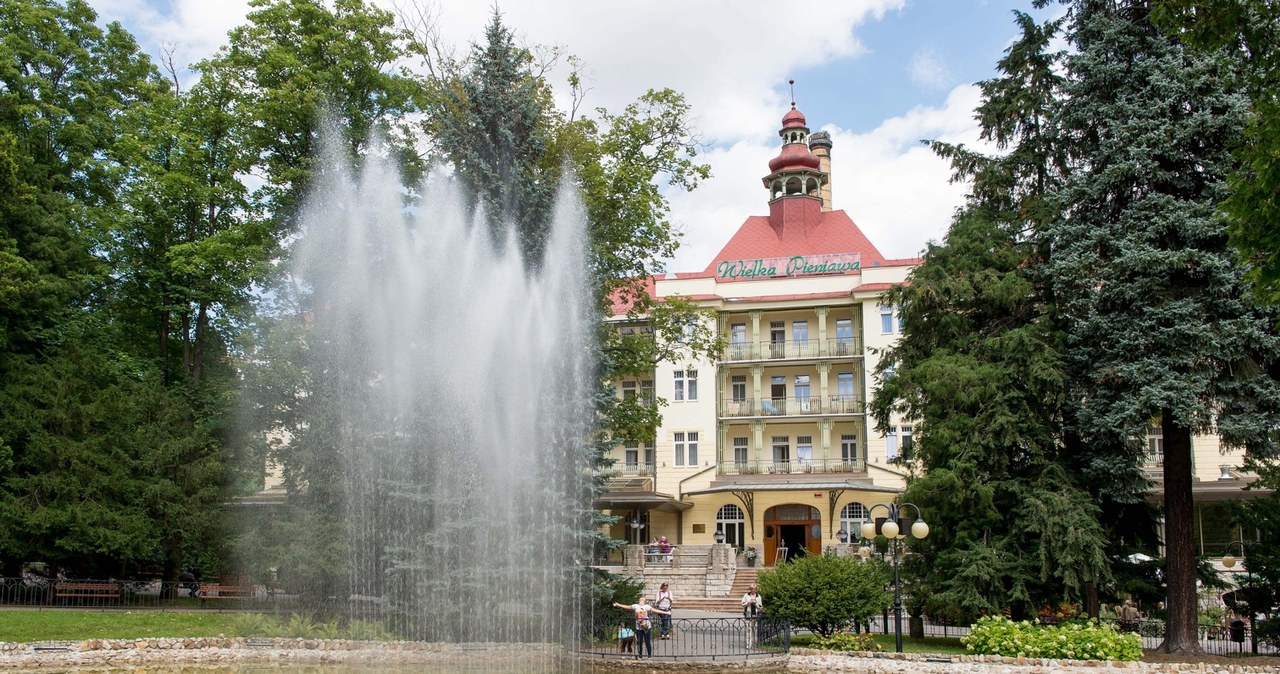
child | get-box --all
[617,622,635,653]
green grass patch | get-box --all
[0,610,245,643]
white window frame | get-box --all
[880,305,894,334]
[885,426,899,460]
[716,504,745,550]
[840,502,869,541]
[674,432,686,466]
[674,370,686,401]
[687,370,698,401]
[733,437,749,466]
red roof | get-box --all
[608,276,656,316]
[702,208,887,277]
[781,106,807,128]
[768,142,821,173]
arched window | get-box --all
[716,504,745,550]
[840,502,869,540]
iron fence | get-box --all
[579,617,790,660]
[0,576,295,611]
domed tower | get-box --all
[762,86,827,232]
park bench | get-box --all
[198,583,255,605]
[54,580,121,602]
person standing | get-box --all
[613,597,670,659]
[1119,599,1141,632]
[655,583,674,639]
[741,585,763,649]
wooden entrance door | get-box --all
[762,504,822,566]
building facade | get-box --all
[596,103,1260,571]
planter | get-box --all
[747,557,756,567]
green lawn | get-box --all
[0,610,244,643]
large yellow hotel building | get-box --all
[596,103,1259,579]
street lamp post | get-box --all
[859,502,929,653]
[1222,541,1258,655]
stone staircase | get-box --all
[672,567,759,613]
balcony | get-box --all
[720,395,865,418]
[618,462,657,477]
[718,457,867,476]
[722,338,861,362]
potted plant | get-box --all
[743,547,758,567]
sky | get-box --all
[92,0,1054,272]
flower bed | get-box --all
[962,615,1142,661]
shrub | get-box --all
[811,631,883,652]
[962,615,1141,661]
[757,554,891,637]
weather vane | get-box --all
[789,79,796,108]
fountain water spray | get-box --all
[287,136,596,657]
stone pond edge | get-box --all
[0,639,1274,672]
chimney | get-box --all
[809,131,833,211]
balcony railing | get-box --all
[619,462,656,477]
[722,337,861,362]
[720,395,864,418]
[719,457,867,475]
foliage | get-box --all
[1151,1,1280,306]
[201,0,422,228]
[756,554,891,638]
[1046,0,1280,652]
[962,615,1141,661]
[872,9,1110,621]
[810,630,883,652]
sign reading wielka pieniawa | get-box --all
[716,253,861,280]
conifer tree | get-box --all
[1048,0,1280,653]
[874,12,1110,619]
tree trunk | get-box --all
[1158,412,1203,654]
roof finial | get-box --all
[789,79,796,109]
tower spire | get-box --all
[789,79,796,109]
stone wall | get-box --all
[788,649,1280,674]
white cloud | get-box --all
[92,0,984,269]
[907,49,950,90]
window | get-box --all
[1146,423,1163,465]
[835,318,853,354]
[772,435,790,471]
[765,376,785,414]
[687,370,698,401]
[795,374,811,411]
[840,502,869,541]
[622,381,636,400]
[841,434,858,465]
[901,425,914,461]
[731,375,747,401]
[796,435,813,466]
[717,504,745,550]
[793,320,809,346]
[770,321,785,358]
[674,432,698,467]
[885,427,899,460]
[833,372,855,415]
[733,437,749,467]
[730,323,747,359]
[623,443,655,474]
[880,305,894,334]
[640,380,654,404]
